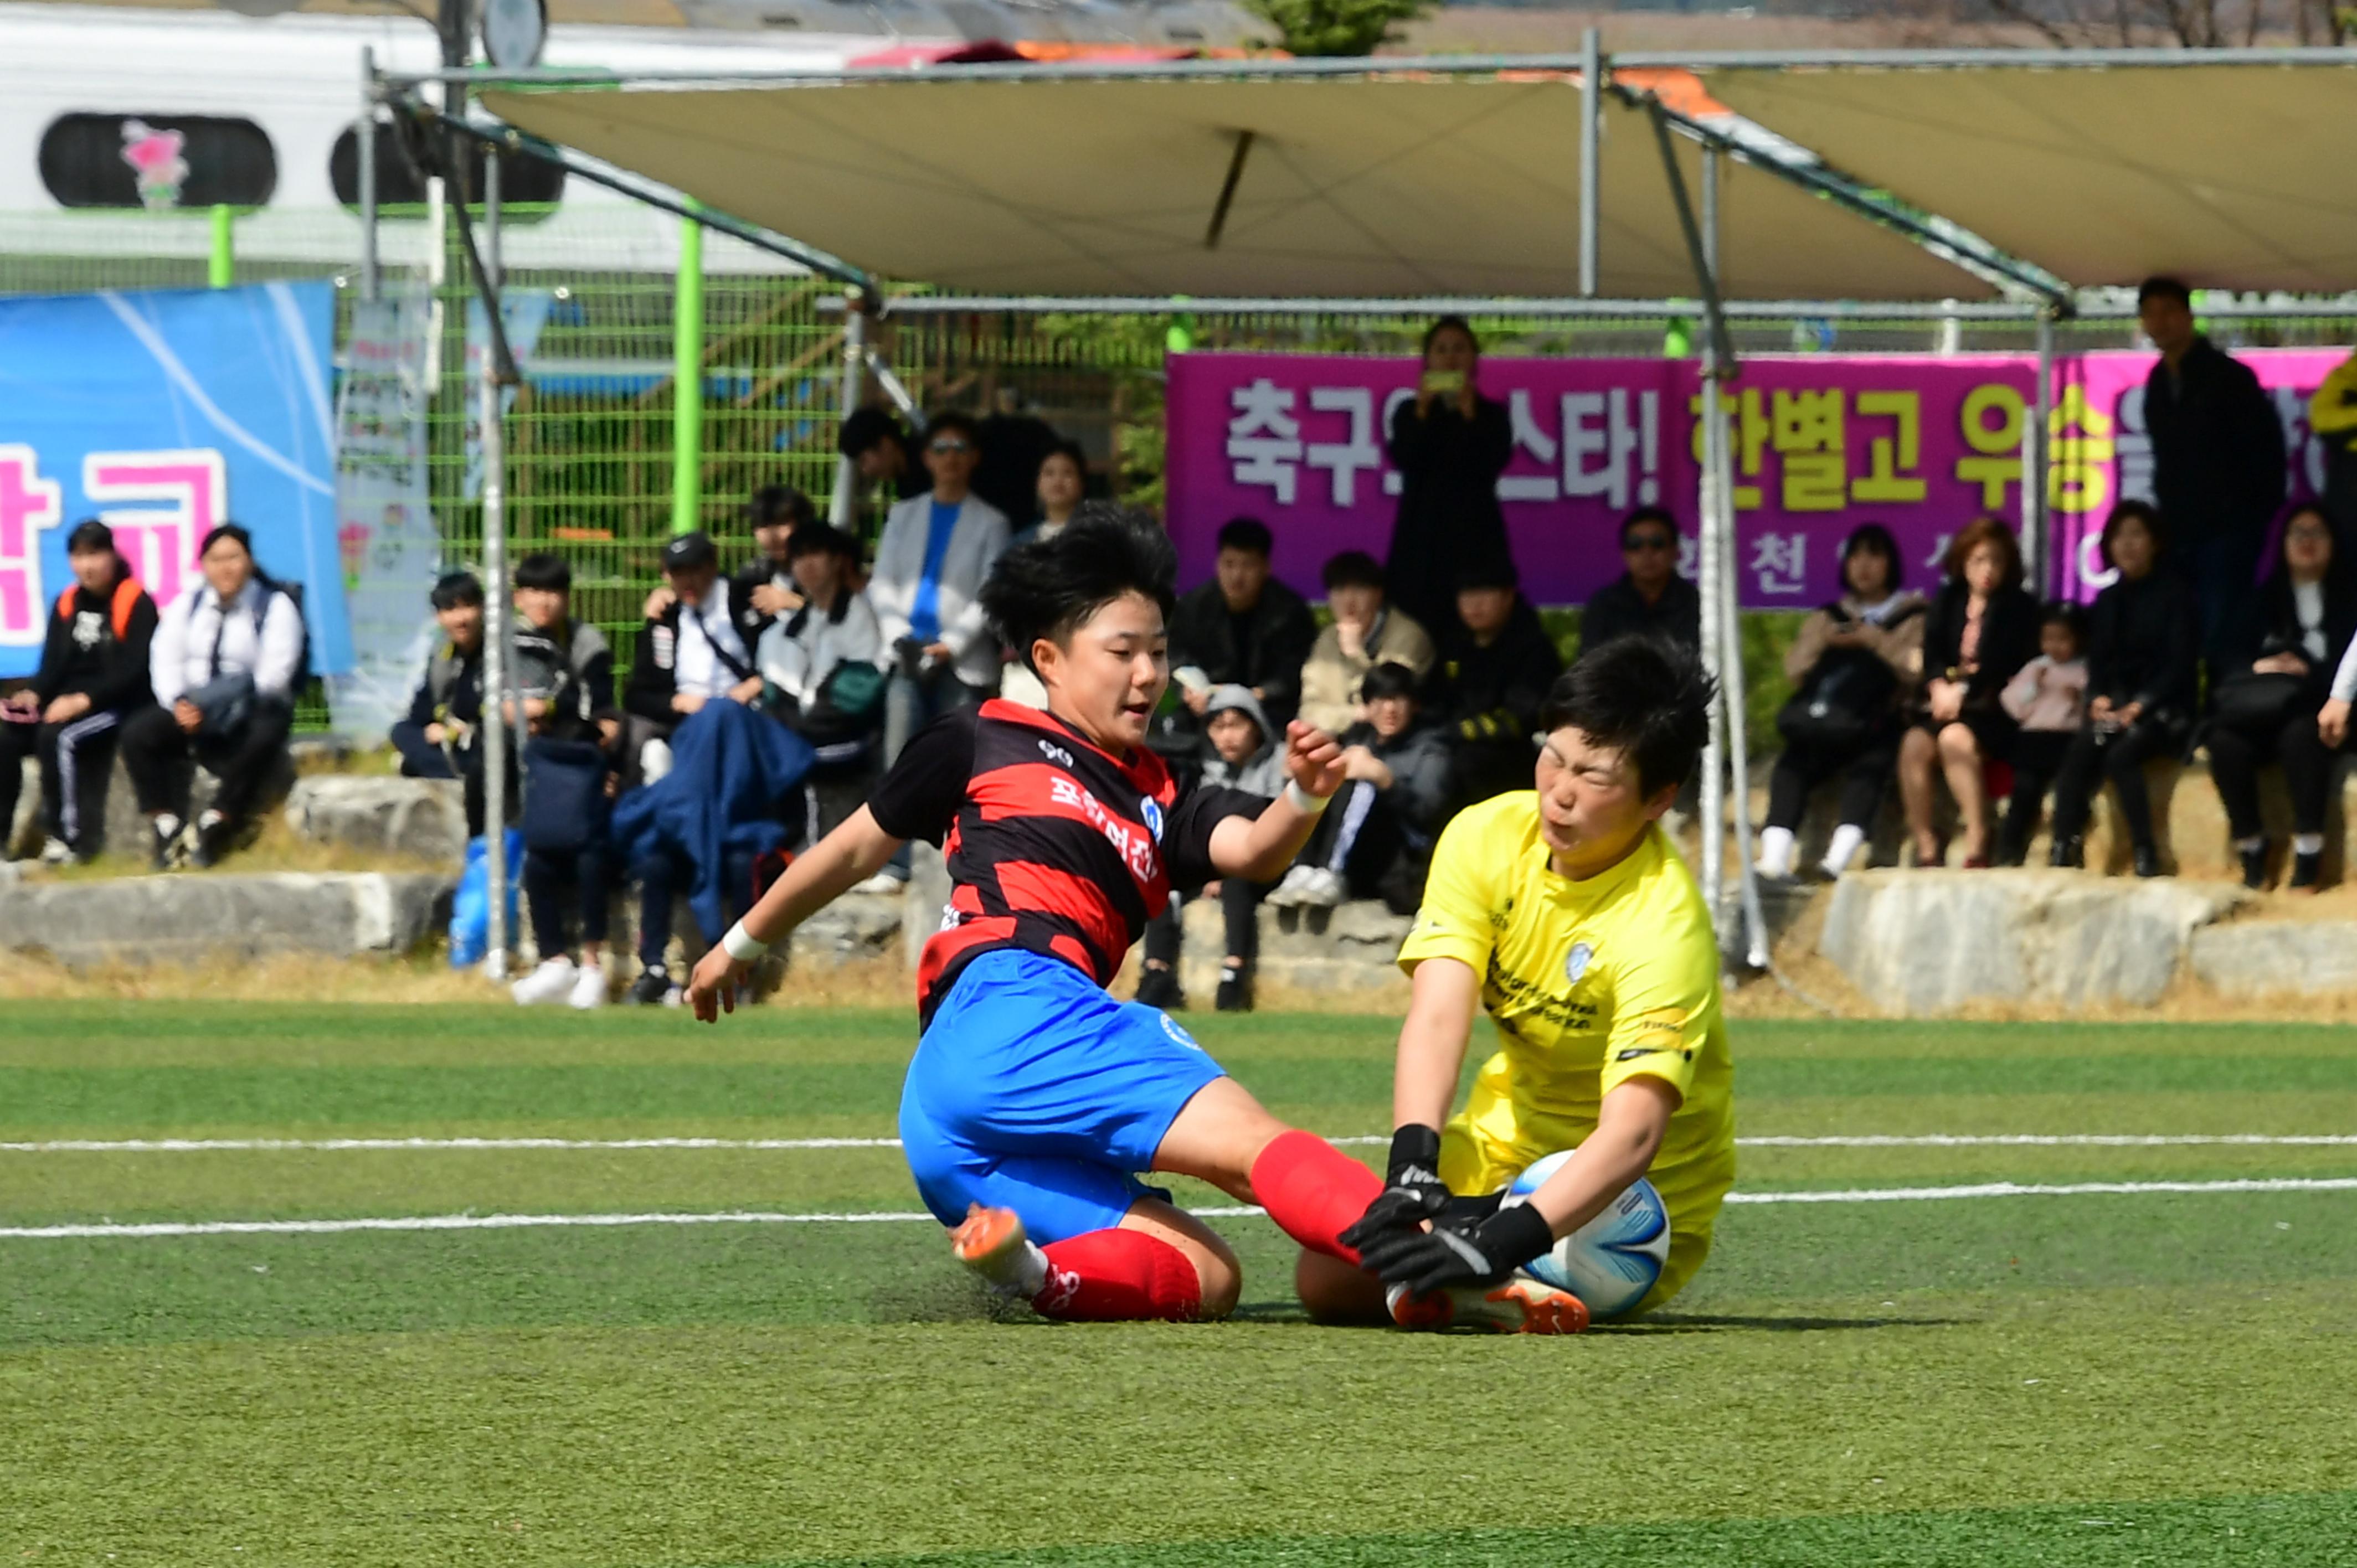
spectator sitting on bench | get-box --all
[757,524,884,756]
[1163,515,1318,762]
[1267,659,1454,915]
[1136,685,1288,1015]
[389,571,491,837]
[0,519,157,865]
[123,523,305,870]
[622,530,768,787]
[1580,505,1701,656]
[1429,555,1565,813]
[508,553,626,1010]
[735,483,818,620]
[1297,549,1434,738]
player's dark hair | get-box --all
[983,513,1177,673]
[837,406,907,460]
[514,553,573,594]
[1321,549,1385,591]
[1217,515,1274,558]
[747,483,814,531]
[1619,505,1680,547]
[64,519,115,556]
[1359,660,1421,703]
[2138,275,2191,309]
[430,571,484,611]
[1542,636,1716,799]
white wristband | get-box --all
[721,921,770,963]
[1284,779,1333,816]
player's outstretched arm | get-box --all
[685,806,905,1022]
[1206,721,1346,881]
[1340,956,1478,1249]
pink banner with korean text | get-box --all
[1165,352,2045,611]
[2047,348,2347,602]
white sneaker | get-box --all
[1298,868,1349,909]
[567,963,609,1009]
[850,871,906,896]
[38,837,73,867]
[511,956,577,1005]
[1265,864,1319,908]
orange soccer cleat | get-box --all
[950,1203,1051,1300]
[1387,1276,1591,1335]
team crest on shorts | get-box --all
[1139,796,1165,843]
[1564,941,1596,985]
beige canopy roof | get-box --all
[480,74,1996,300]
[1695,57,2357,294]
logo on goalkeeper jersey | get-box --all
[1564,941,1596,984]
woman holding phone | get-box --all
[1386,316,1515,636]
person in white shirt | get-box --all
[120,523,307,869]
[621,530,768,787]
[755,524,882,750]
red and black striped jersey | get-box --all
[868,700,1267,1023]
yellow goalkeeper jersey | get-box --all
[1396,791,1736,1310]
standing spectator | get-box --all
[1014,439,1087,548]
[0,519,156,864]
[2308,349,2357,548]
[1581,506,1701,656]
[508,553,625,1010]
[974,386,1060,532]
[2138,276,2286,668]
[1757,524,1923,883]
[389,572,490,835]
[2046,502,2197,878]
[1136,685,1287,1014]
[1895,518,2040,869]
[2202,504,2357,891]
[756,525,884,750]
[1268,661,1453,915]
[839,406,928,504]
[1428,557,1565,813]
[1297,549,1434,737]
[734,484,817,620]
[1166,516,1318,752]
[1386,316,1514,636]
[1993,604,2090,868]
[622,530,767,787]
[122,523,305,870]
[863,409,1011,890]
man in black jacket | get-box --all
[1581,506,1701,657]
[0,520,158,863]
[1430,555,1566,813]
[1161,516,1317,764]
[621,530,769,787]
[2138,276,2286,669]
[390,572,490,833]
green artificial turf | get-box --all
[2,1003,2354,1566]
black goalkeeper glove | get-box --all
[1355,1201,1558,1296]
[1337,1125,1454,1254]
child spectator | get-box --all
[1995,605,2090,866]
[1268,660,1453,914]
[623,530,768,787]
[0,519,157,864]
[1580,506,1701,656]
[1166,516,1319,752]
[508,553,624,1009]
[1297,549,1434,737]
[389,572,490,836]
[122,523,305,869]
[1428,556,1565,813]
[1136,685,1287,1014]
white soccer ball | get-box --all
[1499,1149,1671,1319]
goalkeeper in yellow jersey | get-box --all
[1309,635,1736,1332]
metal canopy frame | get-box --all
[366,44,2357,971]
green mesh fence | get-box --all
[5,202,2353,735]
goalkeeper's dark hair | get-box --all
[982,507,1176,672]
[1541,635,1716,799]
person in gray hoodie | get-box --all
[1136,684,1285,1013]
[1268,660,1454,915]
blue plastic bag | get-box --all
[449,830,524,968]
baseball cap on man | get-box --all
[662,531,718,574]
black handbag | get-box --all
[182,672,256,738]
[519,737,611,853]
[2209,669,2309,733]
[1778,647,1900,751]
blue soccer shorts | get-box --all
[897,947,1228,1244]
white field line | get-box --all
[3,1177,2354,1241]
[4,1133,2355,1155]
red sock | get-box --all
[1250,1128,1385,1265]
[1033,1229,1202,1322]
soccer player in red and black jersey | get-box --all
[688,518,1584,1330]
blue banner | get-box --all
[0,281,346,679]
